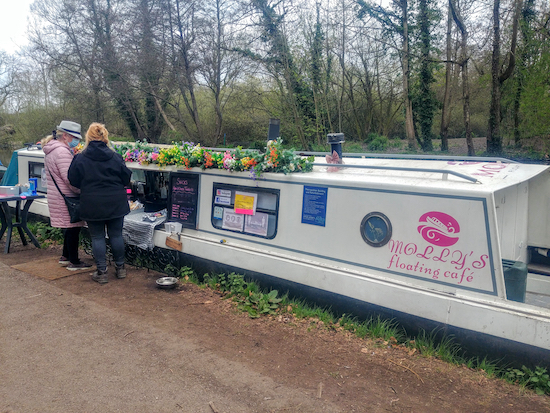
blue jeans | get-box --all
[87,217,125,271]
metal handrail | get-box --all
[300,151,517,164]
[312,162,479,183]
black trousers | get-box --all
[62,227,81,264]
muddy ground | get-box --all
[1,235,549,413]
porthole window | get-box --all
[360,212,392,247]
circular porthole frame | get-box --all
[360,212,392,247]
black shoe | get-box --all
[67,261,93,271]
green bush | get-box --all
[368,135,390,151]
[343,142,364,153]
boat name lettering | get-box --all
[387,254,475,284]
[388,240,487,270]
[446,161,509,177]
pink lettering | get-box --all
[472,255,488,269]
[404,243,417,255]
[387,254,399,269]
[451,250,473,270]
[481,164,508,171]
[388,240,404,254]
[473,163,508,177]
[433,248,450,262]
[458,268,472,284]
[417,246,434,260]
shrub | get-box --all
[368,136,390,151]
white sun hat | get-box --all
[56,120,82,140]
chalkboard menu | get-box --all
[168,172,200,228]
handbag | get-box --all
[48,171,82,223]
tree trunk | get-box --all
[401,0,416,150]
[440,3,454,152]
[487,0,502,154]
[449,0,474,156]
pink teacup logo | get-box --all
[417,212,460,247]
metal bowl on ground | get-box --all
[156,277,178,289]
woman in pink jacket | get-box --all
[41,121,92,271]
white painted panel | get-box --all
[495,183,529,262]
[155,231,550,350]
[528,170,550,248]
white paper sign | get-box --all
[245,212,269,237]
[222,208,244,231]
[216,189,231,197]
[213,206,224,219]
[215,196,231,205]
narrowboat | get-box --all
[10,141,550,367]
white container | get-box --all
[0,186,20,196]
[164,222,182,233]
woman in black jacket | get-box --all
[68,123,132,284]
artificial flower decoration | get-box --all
[114,138,314,178]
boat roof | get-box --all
[304,156,549,195]
[16,146,548,194]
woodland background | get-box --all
[0,0,549,156]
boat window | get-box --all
[29,162,47,193]
[211,183,279,239]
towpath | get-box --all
[1,242,549,412]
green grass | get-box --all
[164,267,550,394]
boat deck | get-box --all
[527,271,550,309]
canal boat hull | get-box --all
[12,146,550,366]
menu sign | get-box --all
[168,172,200,228]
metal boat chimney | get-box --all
[327,133,345,159]
[268,118,280,141]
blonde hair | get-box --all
[40,129,66,147]
[84,123,110,149]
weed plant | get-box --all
[27,221,63,246]
[503,365,550,395]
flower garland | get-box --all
[114,139,314,177]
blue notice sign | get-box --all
[301,186,328,227]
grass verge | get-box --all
[163,264,549,396]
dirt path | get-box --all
[1,241,549,413]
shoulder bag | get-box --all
[48,171,82,223]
